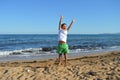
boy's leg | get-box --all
[64,53,68,66]
[58,54,62,65]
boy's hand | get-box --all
[72,19,75,23]
[59,16,63,30]
[60,16,64,19]
[67,19,75,31]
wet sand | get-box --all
[0,51,120,80]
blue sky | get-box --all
[0,0,120,34]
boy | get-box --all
[57,16,75,66]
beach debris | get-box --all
[76,71,81,76]
[17,74,23,79]
[42,67,51,74]
[27,69,30,73]
[3,70,8,74]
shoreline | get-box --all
[0,50,119,63]
[0,46,120,62]
[0,49,118,63]
[0,50,117,63]
[0,50,120,79]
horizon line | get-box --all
[0,33,120,35]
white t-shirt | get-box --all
[58,29,67,42]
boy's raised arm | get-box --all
[59,16,63,30]
[67,19,75,31]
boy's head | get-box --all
[61,23,67,30]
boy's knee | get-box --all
[59,54,62,56]
[64,53,67,55]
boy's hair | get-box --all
[61,23,67,27]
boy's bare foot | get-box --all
[65,62,68,66]
[58,62,62,65]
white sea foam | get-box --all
[0,48,43,56]
[0,46,120,57]
[0,51,11,56]
[0,50,23,56]
[109,46,120,49]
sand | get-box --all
[0,51,120,80]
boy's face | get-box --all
[61,25,67,30]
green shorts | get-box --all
[57,43,69,54]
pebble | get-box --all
[101,63,105,66]
[115,75,120,80]
[87,71,96,76]
[110,66,115,70]
[96,78,102,80]
[27,69,30,73]
[106,71,114,75]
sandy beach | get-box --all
[0,51,120,80]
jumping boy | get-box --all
[57,16,75,66]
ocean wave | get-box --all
[0,45,120,56]
[0,48,43,56]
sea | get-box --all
[0,34,120,62]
